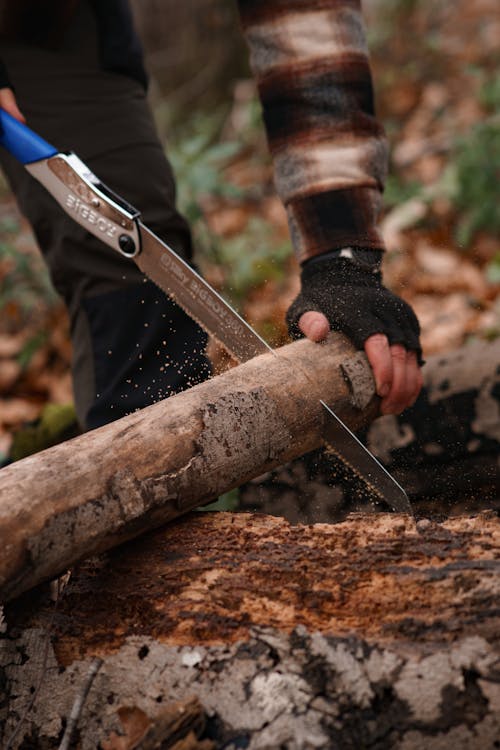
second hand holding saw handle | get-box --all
[0,108,57,164]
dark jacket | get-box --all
[0,0,147,89]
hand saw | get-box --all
[0,109,411,513]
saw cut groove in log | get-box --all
[1,512,499,749]
[0,335,378,603]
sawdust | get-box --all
[6,511,496,665]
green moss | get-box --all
[10,403,79,462]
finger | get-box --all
[407,350,424,406]
[380,344,409,414]
[364,333,392,398]
[298,311,330,342]
[0,88,26,123]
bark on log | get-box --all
[240,338,500,522]
[1,511,499,749]
[0,335,379,603]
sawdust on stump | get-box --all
[8,511,498,663]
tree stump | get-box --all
[2,511,499,749]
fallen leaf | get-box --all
[101,706,151,750]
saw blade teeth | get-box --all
[145,277,242,363]
[323,440,385,504]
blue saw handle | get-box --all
[0,109,58,164]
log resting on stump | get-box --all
[0,335,379,603]
[2,332,499,599]
[1,511,499,749]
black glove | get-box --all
[286,249,423,364]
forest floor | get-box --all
[0,0,499,462]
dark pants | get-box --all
[0,6,211,429]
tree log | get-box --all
[0,335,379,603]
[1,511,499,749]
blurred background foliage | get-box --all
[0,0,499,454]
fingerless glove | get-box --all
[286,250,423,364]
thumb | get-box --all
[298,311,330,342]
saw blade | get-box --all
[136,224,271,363]
[320,401,412,513]
[135,224,412,513]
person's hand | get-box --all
[299,311,422,414]
[287,252,423,416]
[0,87,25,123]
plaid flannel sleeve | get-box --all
[237,0,388,263]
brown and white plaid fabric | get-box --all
[238,0,388,263]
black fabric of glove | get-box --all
[286,254,423,365]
